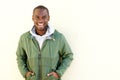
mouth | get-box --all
[37,23,44,28]
[38,23,43,26]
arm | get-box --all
[56,35,73,77]
[16,36,29,78]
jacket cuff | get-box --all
[22,70,29,78]
[55,70,62,77]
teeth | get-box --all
[38,23,43,26]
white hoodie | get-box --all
[30,24,55,49]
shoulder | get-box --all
[53,30,65,38]
[20,31,31,40]
[53,30,67,41]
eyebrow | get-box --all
[34,14,48,16]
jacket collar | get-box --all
[28,24,56,41]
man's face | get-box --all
[32,9,50,31]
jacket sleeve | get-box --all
[16,36,28,78]
[56,35,73,77]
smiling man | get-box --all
[16,5,73,80]
[32,6,50,36]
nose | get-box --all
[37,18,44,23]
[38,19,43,23]
[35,16,44,22]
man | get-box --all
[16,5,73,80]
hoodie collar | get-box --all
[30,24,55,39]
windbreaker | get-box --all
[16,30,73,80]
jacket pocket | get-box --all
[43,75,59,80]
[26,75,31,80]
[26,75,35,80]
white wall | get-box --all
[0,0,120,80]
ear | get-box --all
[32,15,34,21]
[48,16,50,21]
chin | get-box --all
[38,28,46,31]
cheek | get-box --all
[33,20,39,24]
[45,19,49,22]
[32,19,36,23]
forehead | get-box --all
[33,9,48,16]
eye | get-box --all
[35,16,39,19]
[42,16,47,19]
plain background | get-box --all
[0,0,120,80]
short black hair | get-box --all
[33,5,49,15]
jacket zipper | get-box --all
[32,37,55,80]
[32,37,41,80]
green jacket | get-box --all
[16,30,73,80]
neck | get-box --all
[34,25,48,36]
[35,29,47,36]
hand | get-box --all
[25,71,34,78]
[47,72,59,78]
